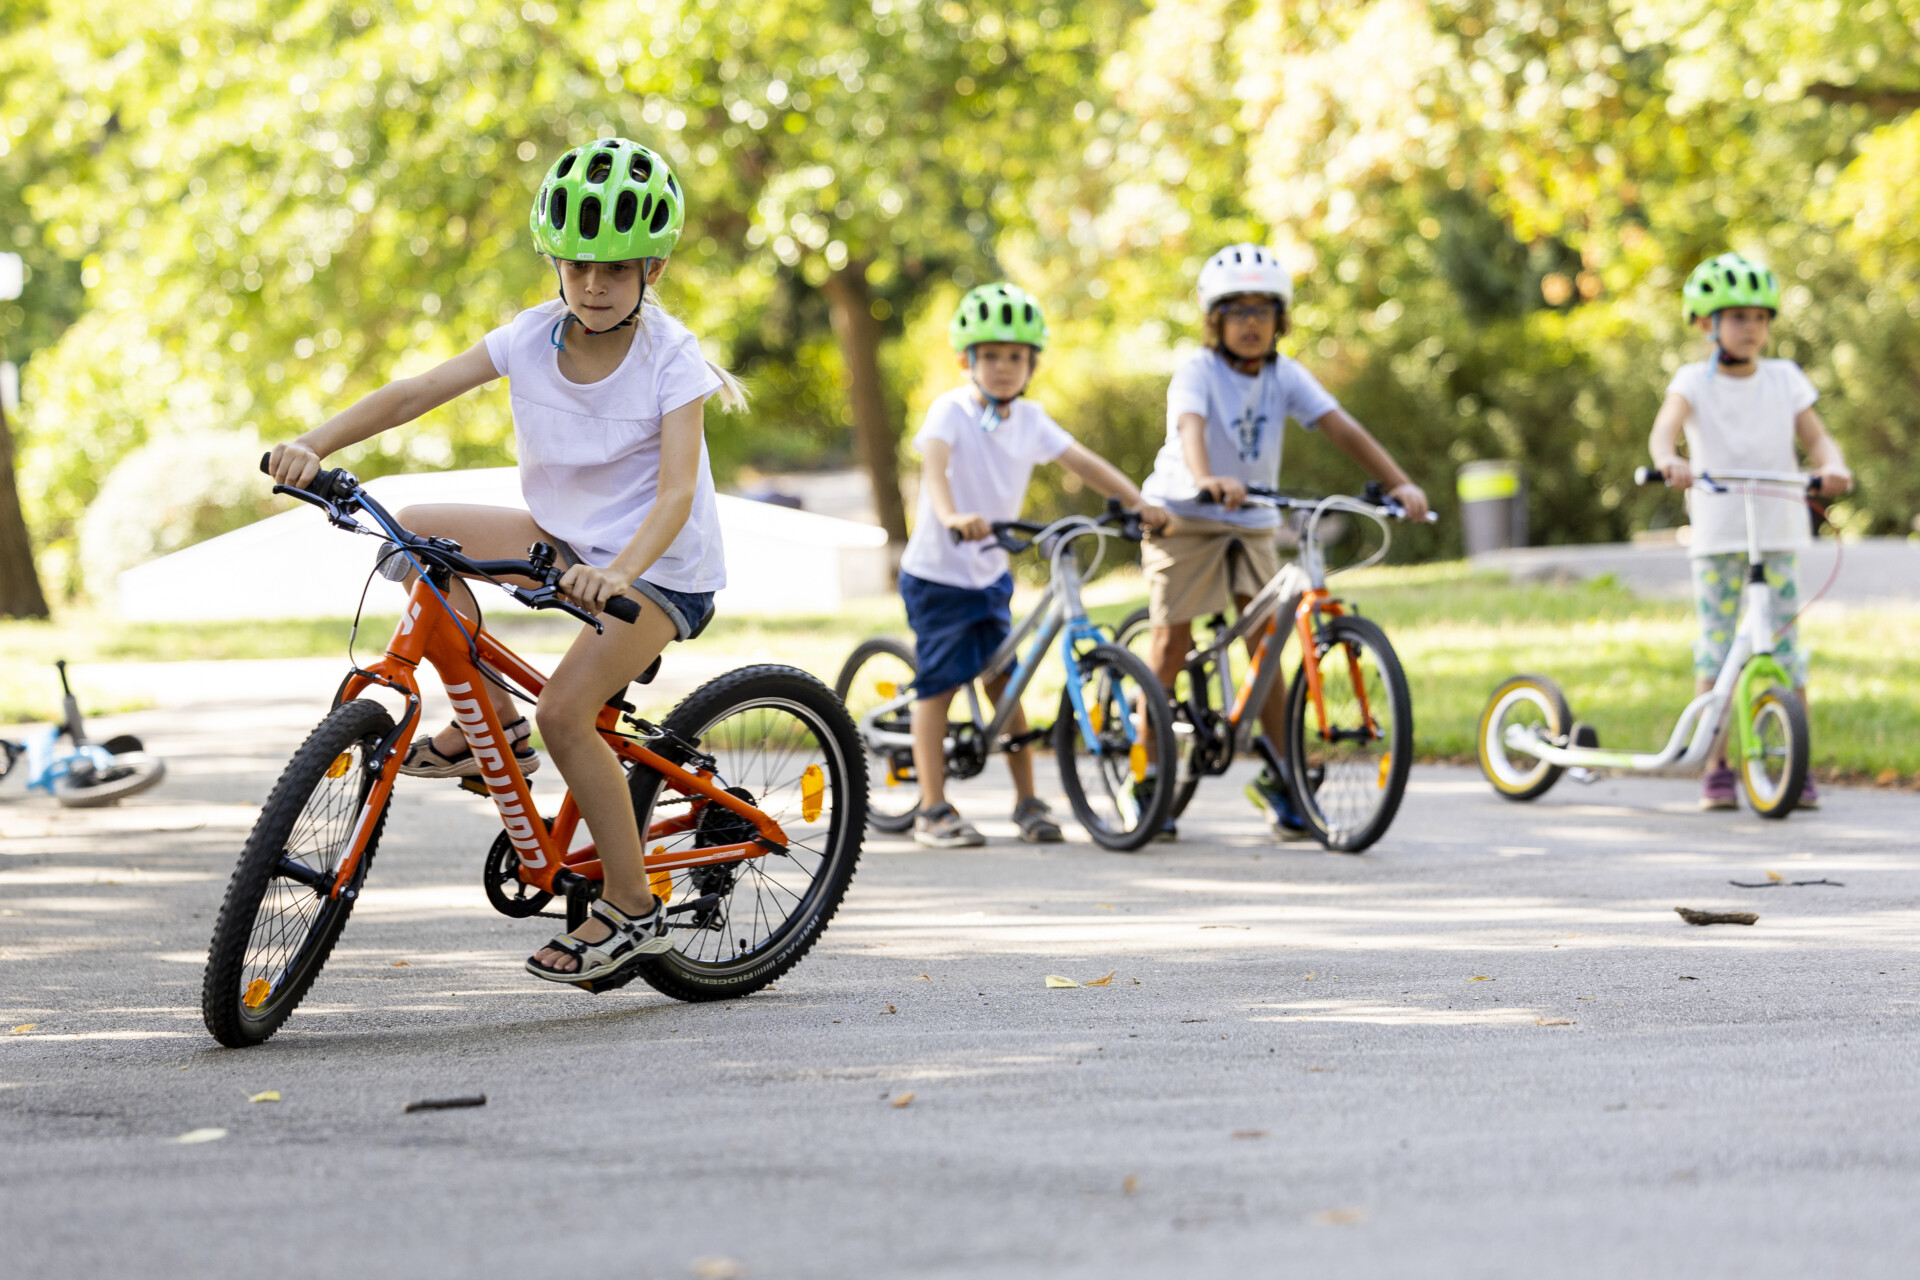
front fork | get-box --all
[1733,654,1794,761]
[1060,619,1146,781]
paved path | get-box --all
[3,680,1918,1278]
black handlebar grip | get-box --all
[259,452,272,476]
[1634,466,1660,486]
[606,595,641,624]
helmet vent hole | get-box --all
[648,195,672,234]
[585,152,613,184]
[555,151,579,179]
[667,173,680,197]
[579,195,602,239]
[1023,303,1034,322]
[630,152,653,182]
[548,187,568,231]
[613,190,638,234]
[1000,303,1013,324]
[977,302,989,319]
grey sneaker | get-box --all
[1012,796,1064,843]
[914,802,985,848]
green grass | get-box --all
[4,568,1916,782]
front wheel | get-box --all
[833,636,920,834]
[627,665,866,1001]
[1741,684,1808,819]
[1477,674,1574,802]
[1113,607,1203,818]
[1284,615,1413,853]
[1055,642,1177,851]
[201,699,395,1048]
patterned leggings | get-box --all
[1690,552,1808,686]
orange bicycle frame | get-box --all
[1224,588,1377,743]
[320,577,790,900]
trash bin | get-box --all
[1457,461,1527,557]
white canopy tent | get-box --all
[115,467,891,622]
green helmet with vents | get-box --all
[949,282,1050,353]
[529,138,684,262]
[1683,252,1780,323]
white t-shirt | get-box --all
[1667,358,1818,558]
[483,300,726,591]
[1141,349,1341,529]
[898,387,1075,590]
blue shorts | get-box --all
[553,539,714,640]
[900,570,1013,698]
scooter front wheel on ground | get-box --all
[1284,615,1413,853]
[1477,674,1575,802]
[833,636,920,834]
[201,699,394,1048]
[1741,685,1808,820]
[1054,643,1177,851]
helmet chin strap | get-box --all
[1711,313,1753,368]
[967,348,1033,432]
[549,259,653,351]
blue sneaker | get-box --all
[1245,771,1312,841]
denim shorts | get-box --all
[900,570,1013,698]
[553,540,714,641]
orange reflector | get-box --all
[325,752,352,779]
[648,865,673,904]
[875,680,897,699]
[1130,742,1148,783]
[242,979,270,1009]
[1089,703,1105,733]
[801,764,825,822]
[1377,752,1392,789]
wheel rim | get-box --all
[1296,635,1400,838]
[645,697,847,972]
[1482,686,1558,792]
[238,737,370,1022]
[843,651,919,822]
[1744,697,1792,807]
[1066,654,1156,838]
[1118,617,1200,785]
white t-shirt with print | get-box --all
[1667,358,1818,558]
[483,300,726,591]
[898,387,1075,590]
[1141,348,1341,529]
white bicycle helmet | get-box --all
[1197,243,1293,311]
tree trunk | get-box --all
[821,261,910,547]
[0,400,49,619]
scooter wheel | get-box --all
[1478,675,1573,802]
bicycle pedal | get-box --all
[573,964,647,995]
[457,776,489,797]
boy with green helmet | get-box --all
[267,138,746,991]
[897,282,1167,848]
[1649,250,1851,811]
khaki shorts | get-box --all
[1141,515,1287,626]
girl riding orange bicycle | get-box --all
[265,138,745,990]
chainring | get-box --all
[482,829,555,918]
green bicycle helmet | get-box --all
[949,282,1050,352]
[529,138,684,262]
[1682,252,1780,323]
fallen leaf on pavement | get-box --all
[890,1092,915,1108]
[1468,975,1492,982]
[1200,924,1250,930]
[10,1023,35,1035]
[249,1090,281,1103]
[1304,973,1316,980]
[1765,870,1783,883]
[1310,1206,1368,1226]
[391,961,411,967]
[1675,907,1757,926]
[1232,1129,1268,1139]
[881,1004,897,1014]
[174,1128,227,1145]
[1131,978,1141,985]
[1096,904,1114,910]
[1083,971,1115,987]
[913,974,932,981]
[1122,1175,1140,1194]
[1535,1019,1573,1027]
[1045,975,1079,988]
[690,1258,742,1280]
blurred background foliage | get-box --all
[1,0,1917,600]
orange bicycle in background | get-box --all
[1116,484,1432,852]
[201,463,866,1048]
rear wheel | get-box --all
[201,699,394,1048]
[1477,675,1573,802]
[1741,684,1808,820]
[1113,606,1203,818]
[833,636,920,834]
[1055,642,1177,851]
[1284,615,1412,853]
[628,665,866,1001]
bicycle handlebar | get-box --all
[947,498,1144,554]
[1634,465,1820,495]
[1197,482,1439,524]
[260,455,640,627]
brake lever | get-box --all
[511,585,605,634]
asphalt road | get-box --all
[3,676,1918,1279]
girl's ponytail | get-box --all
[637,296,750,412]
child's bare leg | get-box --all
[529,599,678,972]
[912,688,957,811]
[1144,622,1192,768]
[982,671,1035,801]
[397,504,550,748]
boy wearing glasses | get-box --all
[1139,244,1429,839]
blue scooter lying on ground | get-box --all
[0,660,165,808]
